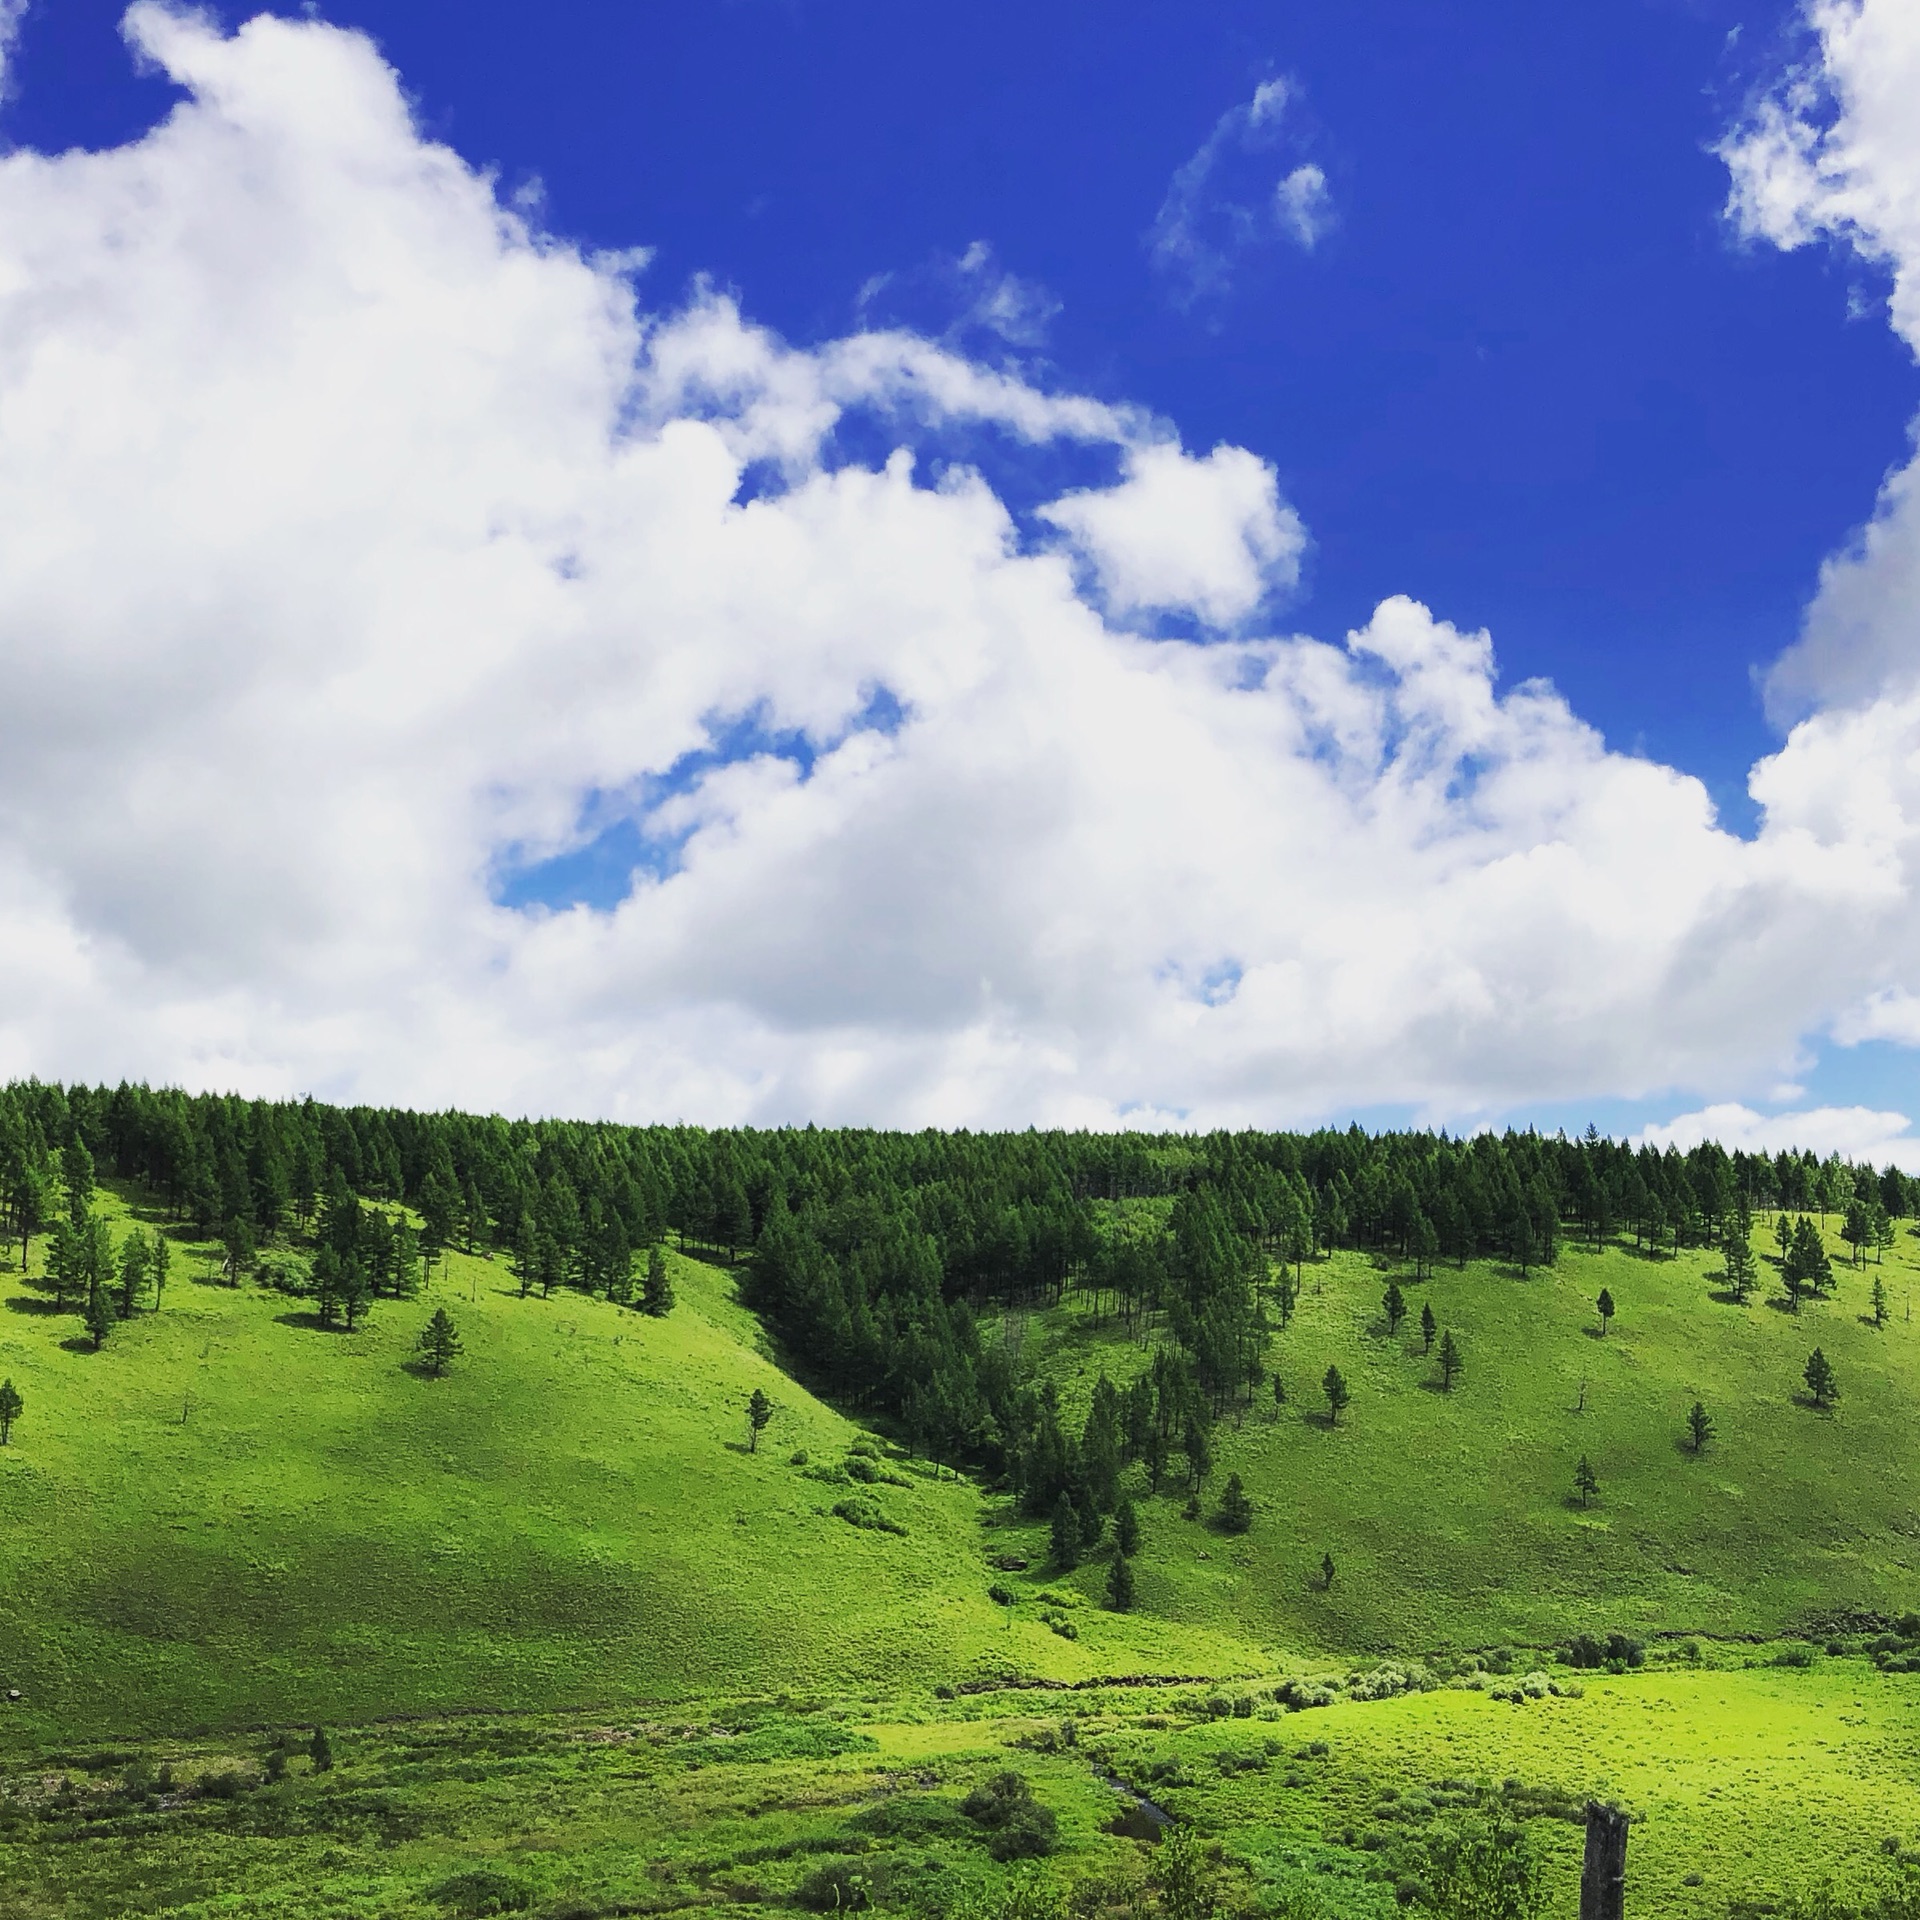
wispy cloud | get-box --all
[0,1,28,102]
[1149,76,1333,306]
[857,240,1060,352]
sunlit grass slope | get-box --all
[0,1187,1245,1750]
[1001,1223,1920,1654]
[1106,1654,1920,1920]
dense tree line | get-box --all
[1,1081,1910,1476]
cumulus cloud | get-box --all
[3,4,1920,1129]
[1038,443,1307,624]
[1148,77,1332,305]
[1635,1102,1920,1171]
[1722,0,1920,718]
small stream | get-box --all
[1096,1768,1174,1834]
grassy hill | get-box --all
[0,1185,1251,1750]
[993,1221,1920,1655]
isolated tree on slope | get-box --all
[1574,1456,1599,1508]
[1323,1365,1350,1427]
[1217,1473,1253,1534]
[0,1378,21,1444]
[746,1387,773,1452]
[643,1245,674,1316]
[1438,1330,1462,1391]
[1420,1301,1437,1354]
[1686,1401,1714,1453]
[1383,1280,1406,1334]
[417,1308,462,1377]
[1804,1348,1838,1410]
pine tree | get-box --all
[1323,1364,1350,1427]
[1050,1491,1080,1570]
[1105,1549,1136,1612]
[1596,1288,1615,1335]
[1217,1472,1253,1533]
[308,1726,333,1773]
[1574,1455,1599,1508]
[1872,1274,1889,1328]
[1722,1222,1757,1304]
[417,1308,463,1377]
[746,1387,773,1452]
[83,1281,115,1352]
[0,1378,21,1444]
[1183,1416,1212,1489]
[1686,1401,1714,1452]
[1438,1330,1462,1391]
[1321,1551,1336,1589]
[1420,1301,1437,1353]
[643,1245,675,1316]
[1511,1210,1535,1277]
[1804,1347,1838,1409]
[1383,1280,1406,1333]
[1114,1498,1140,1557]
[512,1215,540,1299]
[116,1229,148,1319]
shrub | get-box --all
[845,1455,881,1484]
[796,1862,877,1912]
[1277,1678,1340,1711]
[427,1868,534,1916]
[961,1771,1058,1858]
[831,1498,906,1536]
[788,1449,810,1467]
[987,1583,1017,1607]
[1564,1631,1644,1671]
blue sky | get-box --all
[20,0,1914,823]
[6,0,1920,1143]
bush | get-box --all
[1564,1631,1644,1671]
[961,1770,1058,1858]
[1277,1677,1341,1710]
[788,1449,810,1467]
[426,1869,533,1916]
[796,1862,877,1912]
[195,1768,251,1800]
[1772,1642,1816,1668]
[831,1498,906,1536]
[987,1583,1017,1607]
[845,1454,881,1484]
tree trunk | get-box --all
[1580,1803,1629,1920]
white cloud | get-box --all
[1275,165,1332,249]
[1148,77,1332,305]
[1038,443,1307,625]
[1722,0,1920,719]
[1635,1102,1920,1171]
[4,5,1920,1128]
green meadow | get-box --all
[3,1179,1919,1917]
[993,1223,1920,1654]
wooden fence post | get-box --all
[1580,1803,1629,1920]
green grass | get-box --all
[995,1224,1920,1656]
[1098,1653,1920,1920]
[9,1190,1920,1915]
[0,1185,1251,1750]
